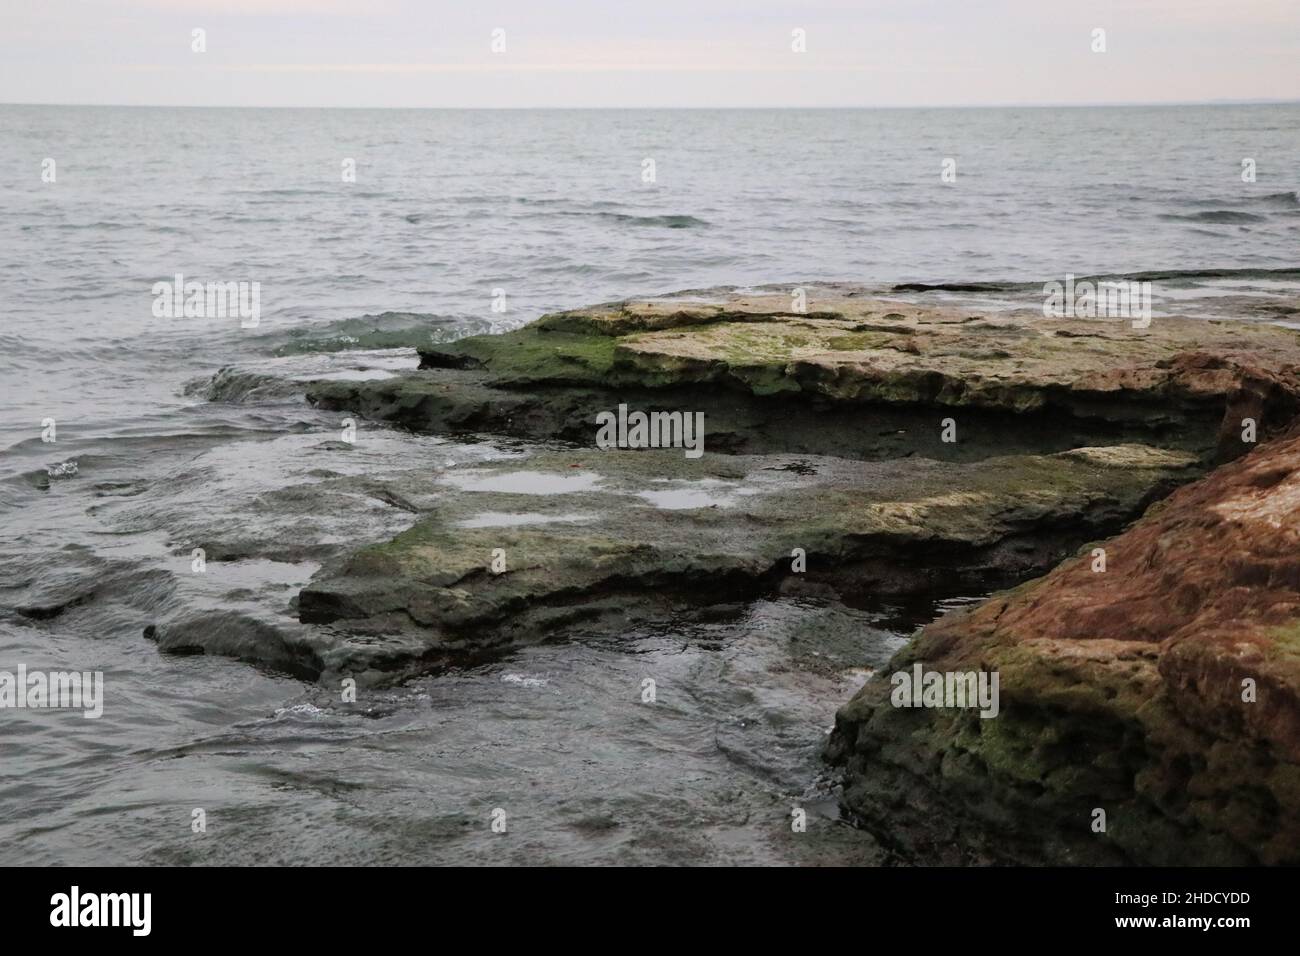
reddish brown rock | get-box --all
[827,425,1300,865]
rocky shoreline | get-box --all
[177,285,1300,864]
[826,423,1300,865]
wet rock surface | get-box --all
[826,425,1300,865]
[293,443,1196,683]
[308,288,1300,461]
[283,287,1300,681]
[173,287,1300,863]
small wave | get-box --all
[595,212,709,229]
[1185,190,1298,210]
[513,208,710,229]
[186,367,307,404]
[250,311,495,356]
[1161,210,1266,224]
[212,213,289,225]
[1088,267,1300,283]
[514,197,627,210]
[404,206,708,228]
[501,673,548,688]
[274,703,326,717]
[894,267,1300,294]
[21,221,129,232]
[891,281,1030,293]
[232,188,329,197]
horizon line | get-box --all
[4,98,1300,111]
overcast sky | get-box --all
[3,0,1297,108]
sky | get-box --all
[2,0,1298,108]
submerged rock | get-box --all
[826,425,1300,865]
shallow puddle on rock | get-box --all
[636,478,760,510]
[439,469,602,495]
[456,511,594,528]
[171,556,319,593]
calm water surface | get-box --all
[1,105,1296,864]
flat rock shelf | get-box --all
[172,285,1300,865]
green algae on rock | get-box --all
[285,442,1197,683]
[192,287,1300,864]
[286,287,1300,686]
[309,288,1300,462]
[826,425,1300,866]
